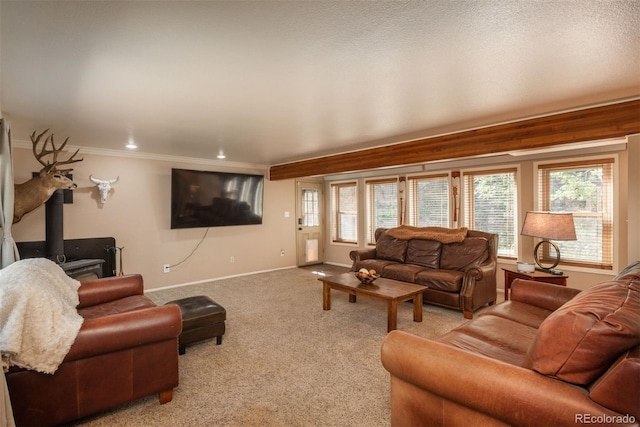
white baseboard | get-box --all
[146,265,298,293]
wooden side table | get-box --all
[502,268,568,300]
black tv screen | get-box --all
[171,168,264,229]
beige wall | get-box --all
[10,147,297,290]
[323,141,636,292]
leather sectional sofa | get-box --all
[350,226,498,318]
[6,274,183,426]
[381,262,640,426]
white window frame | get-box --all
[533,154,618,272]
[301,187,320,227]
[365,176,399,245]
[405,172,451,228]
[330,180,358,245]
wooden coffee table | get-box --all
[318,272,424,332]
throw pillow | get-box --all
[523,279,640,385]
[439,237,488,270]
[375,232,408,262]
[406,239,441,268]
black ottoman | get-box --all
[166,295,226,355]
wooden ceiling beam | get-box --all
[269,99,640,180]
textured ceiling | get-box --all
[1,1,639,169]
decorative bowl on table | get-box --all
[355,269,380,284]
[516,262,535,273]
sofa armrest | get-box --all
[78,274,144,308]
[381,330,629,427]
[459,261,497,318]
[462,262,495,287]
[510,278,581,311]
[349,248,377,266]
[65,304,182,362]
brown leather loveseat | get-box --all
[381,262,640,426]
[6,274,183,426]
[350,226,497,318]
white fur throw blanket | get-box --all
[0,258,83,374]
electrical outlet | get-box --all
[280,249,285,256]
[230,256,235,263]
[163,264,170,273]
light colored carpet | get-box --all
[69,265,474,427]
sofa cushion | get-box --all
[354,259,399,274]
[382,264,428,283]
[414,269,464,292]
[523,279,640,385]
[437,314,537,366]
[78,295,157,320]
[376,232,408,262]
[588,345,640,419]
[439,237,488,270]
[479,300,552,328]
[405,239,441,268]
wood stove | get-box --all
[16,188,117,278]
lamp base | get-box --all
[534,240,561,273]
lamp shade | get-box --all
[521,211,577,241]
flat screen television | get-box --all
[171,168,264,229]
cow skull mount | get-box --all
[90,175,119,205]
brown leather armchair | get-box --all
[5,274,182,427]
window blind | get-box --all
[406,173,449,227]
[365,178,398,244]
[330,182,358,243]
[463,168,518,258]
[302,189,320,227]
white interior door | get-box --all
[296,180,324,266]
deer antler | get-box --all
[30,129,83,174]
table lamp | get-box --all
[520,211,576,275]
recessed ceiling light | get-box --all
[217,150,226,160]
[126,139,137,149]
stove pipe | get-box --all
[45,190,65,263]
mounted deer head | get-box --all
[13,129,83,223]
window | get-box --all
[330,182,358,244]
[406,174,449,227]
[302,188,320,226]
[463,168,518,258]
[365,178,398,244]
[537,158,613,270]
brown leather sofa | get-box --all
[5,274,182,427]
[381,262,640,427]
[350,227,498,318]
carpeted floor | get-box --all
[68,265,473,427]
